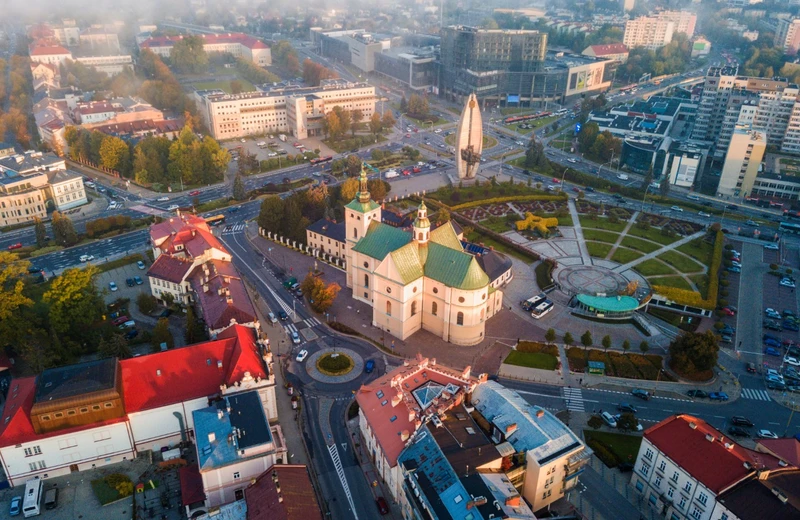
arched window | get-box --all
[386,301,392,316]
[431,302,438,316]
[353,227,358,239]
[418,232,423,241]
[364,274,369,288]
[457,312,464,326]
[411,301,417,316]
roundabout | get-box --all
[305,347,364,384]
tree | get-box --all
[382,111,396,130]
[323,110,342,140]
[339,177,359,202]
[408,94,429,118]
[616,413,639,432]
[184,305,208,345]
[669,331,719,375]
[581,330,593,349]
[301,274,341,313]
[151,318,174,350]
[333,106,351,137]
[170,35,209,74]
[0,252,33,346]
[350,108,364,136]
[99,136,131,176]
[622,339,631,354]
[639,341,650,354]
[436,208,451,225]
[258,196,285,233]
[230,80,244,94]
[233,174,247,201]
[525,136,548,169]
[399,95,408,113]
[346,154,362,177]
[641,168,654,191]
[577,122,600,153]
[99,334,131,360]
[659,179,671,197]
[34,217,48,247]
[564,332,574,346]
[367,179,388,200]
[137,292,157,315]
[369,112,383,136]
[545,328,556,343]
[43,266,103,351]
[587,415,604,429]
[602,335,612,351]
[51,211,78,247]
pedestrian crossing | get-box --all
[221,223,246,235]
[563,387,586,413]
[741,388,772,401]
[304,317,322,327]
[282,317,322,336]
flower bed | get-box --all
[576,200,603,214]
[517,340,559,357]
[607,352,640,379]
[567,347,587,372]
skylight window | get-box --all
[390,416,397,422]
[381,400,388,406]
[454,494,463,504]
[376,390,384,399]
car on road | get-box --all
[376,497,390,515]
[364,359,375,373]
[157,196,169,202]
[766,308,782,319]
[9,496,21,516]
[670,206,683,212]
[137,260,146,270]
[746,219,759,227]
[189,190,201,196]
[631,388,651,400]
[290,331,301,344]
[278,310,288,321]
[167,205,179,211]
[709,392,729,401]
[126,278,135,287]
[295,349,308,362]
[757,429,779,439]
[552,178,561,184]
[765,347,782,356]
[109,281,118,292]
[617,403,638,413]
[780,278,796,288]
[687,389,708,398]
[731,416,754,427]
[746,362,756,373]
[698,211,711,217]
[765,243,779,250]
[728,426,749,437]
[7,242,22,250]
[600,412,617,428]
[268,312,277,323]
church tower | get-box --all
[413,200,431,244]
[344,164,382,288]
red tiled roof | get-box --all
[120,324,266,413]
[188,260,256,331]
[589,43,629,55]
[645,415,780,494]
[75,102,122,116]
[149,214,210,246]
[147,254,194,284]
[29,45,71,56]
[757,438,800,467]
[246,465,323,520]
[92,119,182,137]
[179,464,206,506]
[355,357,477,467]
[141,33,268,51]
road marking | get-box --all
[341,443,347,451]
[562,388,586,413]
[225,234,295,317]
[713,416,726,419]
[769,422,781,425]
[327,444,358,519]
[741,388,771,401]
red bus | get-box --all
[310,156,333,165]
[503,111,552,124]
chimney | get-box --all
[203,284,209,293]
[536,409,545,418]
[392,393,402,407]
[217,409,224,420]
[226,296,233,305]
[208,432,216,443]
[409,410,415,422]
[505,423,518,435]
[217,360,223,369]
[505,496,520,507]
[462,365,471,379]
[156,369,162,376]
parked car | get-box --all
[764,333,781,343]
[295,349,308,362]
[719,335,733,344]
[687,389,708,398]
[278,310,288,321]
[709,392,729,401]
[268,312,277,324]
[785,322,800,332]
[126,278,135,287]
[765,338,782,348]
[159,308,172,318]
[719,325,736,335]
[613,414,643,431]
[631,388,651,400]
[765,347,782,356]
[112,316,129,326]
[137,260,146,270]
[134,276,143,285]
[109,281,118,292]
[786,356,800,367]
[764,320,783,332]
[781,279,797,288]
[124,329,139,340]
[731,416,754,427]
[765,243,779,250]
[727,266,741,273]
[757,430,779,439]
[766,308,782,319]
[364,359,375,374]
[600,412,617,428]
[376,497,390,515]
[728,426,750,437]
[9,496,21,516]
[721,307,736,316]
[617,403,638,414]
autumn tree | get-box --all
[436,208,451,225]
[51,211,78,246]
[43,266,103,353]
[669,331,719,375]
[350,108,364,136]
[137,292,157,315]
[258,196,285,234]
[170,35,209,74]
[301,274,341,313]
[346,154,362,177]
[407,94,429,118]
[369,112,383,136]
[367,179,388,200]
[323,110,342,140]
[99,136,131,176]
[34,217,48,247]
[381,111,396,130]
[0,252,33,347]
[339,177,359,202]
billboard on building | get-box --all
[507,94,520,103]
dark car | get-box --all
[27,266,43,274]
[764,333,780,343]
[364,359,375,373]
[731,416,754,427]
[618,403,638,413]
[631,388,651,400]
[618,463,634,473]
[124,329,139,340]
[585,187,595,192]
[687,389,708,398]
[765,347,782,356]
[784,321,800,332]
[727,204,738,210]
[376,497,389,515]
[728,426,749,437]
[126,278,135,287]
[709,392,729,401]
[764,320,783,332]
[159,308,172,318]
[719,326,735,336]
[228,206,240,213]
[746,362,756,373]
[278,310,289,321]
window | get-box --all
[457,312,464,326]
[386,301,392,316]
[233,472,240,480]
[721,514,728,520]
[654,476,662,489]
[24,446,41,457]
[93,405,101,411]
[41,415,50,421]
[678,496,687,510]
[671,514,680,520]
[698,492,708,506]
[683,482,692,493]
[80,408,88,414]
[667,487,675,498]
[386,287,391,293]
[432,302,438,316]
[353,227,358,238]
[649,493,657,505]
[67,410,76,416]
[671,471,679,483]
[458,296,465,303]
[418,232,423,241]
[363,261,369,268]
[635,480,644,492]
[54,412,63,418]
[690,507,702,519]
[29,462,37,472]
[480,308,485,321]
[37,461,46,469]
[659,461,666,472]
[411,301,417,316]
[433,287,438,294]
[364,274,369,288]
[645,448,653,460]
[641,463,650,476]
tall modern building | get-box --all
[455,93,483,180]
[775,18,800,56]
[439,26,548,104]
[717,126,766,198]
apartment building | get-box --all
[196,80,377,140]
[775,18,800,56]
[623,17,675,50]
[717,126,766,198]
[139,33,271,67]
[657,10,697,38]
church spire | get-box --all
[356,163,371,203]
[413,200,431,244]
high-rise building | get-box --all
[621,0,636,12]
[775,18,800,56]
[623,11,696,50]
[717,126,766,198]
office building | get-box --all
[621,0,636,12]
[717,126,766,198]
[310,28,392,73]
[775,18,800,56]
[139,33,271,67]
[657,10,697,38]
[196,80,376,140]
[374,48,438,91]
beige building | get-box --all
[344,170,507,346]
[775,18,800,56]
[717,125,766,198]
[657,10,697,38]
[623,17,675,50]
[139,33,271,67]
[196,80,377,140]
[582,43,630,63]
[306,218,347,260]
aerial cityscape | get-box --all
[2,0,800,518]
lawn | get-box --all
[193,78,256,93]
[430,181,552,203]
[583,430,643,466]
[481,215,514,233]
[406,113,448,126]
[580,217,628,232]
[91,479,122,506]
[611,248,642,264]
[550,135,574,151]
[504,350,559,370]
[690,273,710,298]
[676,237,714,265]
[626,225,680,246]
[657,250,705,273]
[583,229,620,243]
[620,236,661,253]
[651,275,693,291]
[513,115,559,134]
[587,242,612,258]
[635,259,676,276]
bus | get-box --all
[310,155,333,166]
[22,476,42,518]
[531,300,554,319]
[784,210,800,220]
[503,111,552,124]
[521,293,547,312]
[780,221,800,234]
[206,214,226,227]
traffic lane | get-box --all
[32,229,150,273]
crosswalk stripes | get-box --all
[221,223,246,235]
[562,387,586,413]
[741,388,772,401]
[304,317,322,327]
[284,323,298,335]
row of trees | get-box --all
[0,55,36,149]
[576,122,622,163]
[323,107,396,141]
[235,58,280,85]
[544,327,650,353]
[302,58,338,86]
[64,125,230,186]
[137,50,198,116]
[399,93,430,119]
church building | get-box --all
[344,168,507,346]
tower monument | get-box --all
[455,93,483,179]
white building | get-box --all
[29,45,72,66]
[623,11,697,50]
[718,126,766,198]
[775,18,800,56]
[139,33,271,67]
[73,54,133,76]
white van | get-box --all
[617,173,629,181]
[385,170,399,179]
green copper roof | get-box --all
[352,221,411,260]
[345,199,381,214]
[424,242,489,290]
[576,294,640,312]
[430,222,463,251]
[390,242,424,284]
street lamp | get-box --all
[560,167,572,193]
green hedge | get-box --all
[652,230,723,310]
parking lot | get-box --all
[222,135,336,162]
